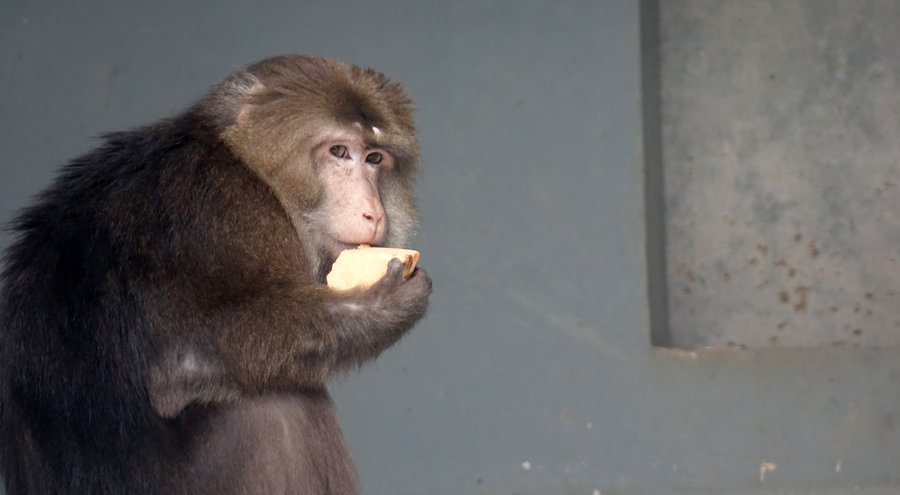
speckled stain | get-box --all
[660,1,900,347]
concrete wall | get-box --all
[1,1,899,494]
[660,1,900,348]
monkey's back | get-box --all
[0,120,201,493]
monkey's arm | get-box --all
[146,258,430,416]
[216,259,431,390]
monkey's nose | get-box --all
[362,209,384,227]
[362,198,385,223]
[362,206,386,241]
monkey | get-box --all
[0,54,431,495]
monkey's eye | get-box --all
[365,152,383,165]
[329,145,349,159]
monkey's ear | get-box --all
[198,72,265,132]
[235,80,266,126]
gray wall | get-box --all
[660,1,900,348]
[1,1,899,494]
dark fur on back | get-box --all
[0,55,430,495]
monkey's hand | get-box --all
[368,258,432,316]
[323,258,431,370]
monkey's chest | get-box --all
[178,393,358,495]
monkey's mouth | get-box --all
[325,237,383,260]
[330,239,365,253]
[327,232,385,251]
[334,240,363,250]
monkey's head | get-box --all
[199,55,421,277]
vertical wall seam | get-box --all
[639,0,671,347]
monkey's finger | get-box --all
[384,258,405,279]
[368,259,406,291]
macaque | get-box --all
[0,54,430,495]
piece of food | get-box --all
[326,245,420,290]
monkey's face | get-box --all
[312,130,393,259]
[212,55,421,276]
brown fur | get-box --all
[0,54,430,495]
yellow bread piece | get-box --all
[326,245,420,290]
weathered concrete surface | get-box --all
[661,1,900,347]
